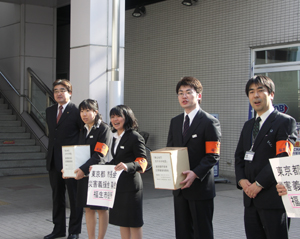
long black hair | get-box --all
[79,99,102,126]
[109,105,138,132]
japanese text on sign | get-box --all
[270,155,300,217]
[87,165,122,208]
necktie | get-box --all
[183,115,190,138]
[252,117,261,139]
[57,105,63,123]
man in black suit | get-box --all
[167,76,221,239]
[235,75,297,239]
[45,79,83,239]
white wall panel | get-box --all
[70,0,91,47]
[0,2,55,114]
[25,5,53,25]
[0,57,21,110]
[90,0,108,46]
[0,3,20,27]
[0,57,21,89]
[24,57,54,89]
[70,47,90,105]
[0,23,20,58]
[25,23,53,57]
[89,45,109,120]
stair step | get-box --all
[0,167,47,176]
[0,132,30,139]
[0,104,8,109]
[0,115,17,121]
[0,121,21,127]
[0,109,12,114]
[0,126,25,133]
[0,145,40,153]
[0,152,46,160]
[0,159,46,168]
[0,139,35,145]
[0,97,48,177]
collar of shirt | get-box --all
[113,130,125,154]
[84,119,102,137]
[57,100,70,115]
[256,105,274,129]
[184,105,200,126]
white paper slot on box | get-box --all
[62,145,90,178]
[150,147,190,190]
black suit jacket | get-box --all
[108,130,147,192]
[76,122,113,207]
[167,108,221,200]
[78,122,113,175]
[235,110,297,209]
[46,102,82,171]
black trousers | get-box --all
[49,168,83,235]
[173,193,214,239]
[244,204,289,239]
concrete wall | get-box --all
[0,2,55,111]
[123,0,300,177]
[1,0,299,177]
[70,0,125,123]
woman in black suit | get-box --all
[74,99,112,239]
[108,105,147,239]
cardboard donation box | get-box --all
[150,147,190,190]
[62,145,90,178]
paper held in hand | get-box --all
[87,165,123,208]
[150,147,190,190]
[62,145,90,178]
[270,154,300,218]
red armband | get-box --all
[276,140,294,156]
[134,157,148,173]
[205,141,220,155]
[94,142,109,156]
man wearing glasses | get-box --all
[44,79,83,239]
[167,76,221,239]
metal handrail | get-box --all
[0,71,22,97]
[27,67,54,100]
[0,70,49,150]
[0,70,47,123]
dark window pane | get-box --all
[255,47,300,64]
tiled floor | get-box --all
[0,172,299,239]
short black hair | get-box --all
[245,75,275,97]
[176,76,203,104]
[53,79,72,93]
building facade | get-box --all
[0,0,299,177]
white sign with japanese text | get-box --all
[87,165,123,208]
[270,155,300,218]
[62,145,90,178]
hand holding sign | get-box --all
[87,165,123,208]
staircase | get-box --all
[0,97,47,176]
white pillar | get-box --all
[70,0,125,122]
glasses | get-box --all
[54,89,68,94]
[178,91,195,97]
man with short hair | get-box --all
[167,76,221,239]
[45,79,83,239]
[235,75,297,239]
